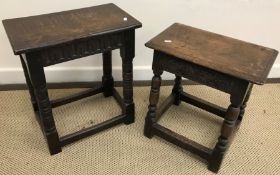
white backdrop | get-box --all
[0,0,280,84]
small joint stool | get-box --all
[3,3,142,155]
[144,23,278,172]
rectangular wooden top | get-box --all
[146,23,278,85]
[2,3,142,55]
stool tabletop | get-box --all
[146,23,278,85]
[3,3,142,55]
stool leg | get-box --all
[172,75,183,106]
[120,30,135,124]
[208,93,245,172]
[237,84,253,124]
[144,70,163,138]
[121,57,134,124]
[26,57,61,155]
[102,51,114,97]
[208,104,240,172]
[20,55,38,112]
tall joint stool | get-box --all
[144,23,278,172]
[3,3,141,155]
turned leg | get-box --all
[208,104,240,172]
[20,55,38,112]
[144,70,163,138]
[26,55,61,155]
[238,84,253,123]
[172,75,183,106]
[208,84,249,172]
[102,51,114,97]
[120,30,135,124]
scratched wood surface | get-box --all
[146,23,278,84]
[2,3,141,55]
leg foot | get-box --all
[123,103,135,125]
[144,116,154,138]
[208,137,227,173]
[46,132,62,155]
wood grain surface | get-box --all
[146,23,278,84]
[2,3,141,54]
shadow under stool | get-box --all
[2,3,142,155]
[144,23,278,173]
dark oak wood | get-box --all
[153,124,212,160]
[60,114,126,146]
[102,51,114,97]
[3,3,141,155]
[33,31,125,67]
[180,92,227,118]
[51,86,103,108]
[20,55,38,111]
[146,23,278,85]
[2,3,141,55]
[172,75,183,106]
[144,23,278,173]
[153,51,246,94]
[208,86,248,172]
[238,84,253,122]
[120,30,135,124]
[144,70,163,138]
[25,56,61,155]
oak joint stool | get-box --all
[144,23,278,172]
[3,3,142,155]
